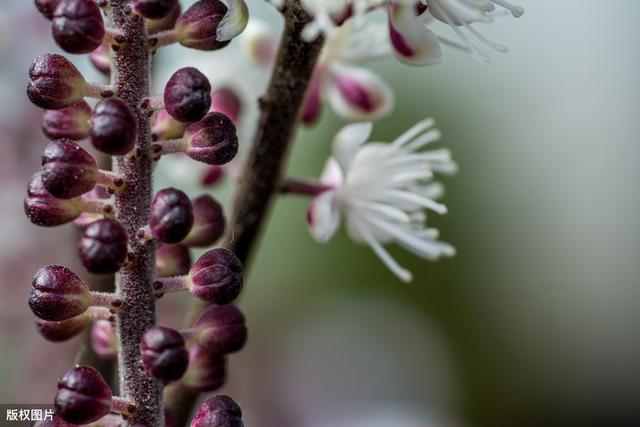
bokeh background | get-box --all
[1,1,639,426]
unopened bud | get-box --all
[181,195,225,247]
[90,97,137,155]
[193,305,247,355]
[133,0,179,20]
[149,188,194,244]
[141,326,189,384]
[41,139,98,199]
[183,112,238,165]
[27,54,86,110]
[191,395,244,427]
[164,67,212,123]
[78,218,128,274]
[55,366,112,424]
[182,346,226,392]
[35,312,93,342]
[156,244,192,277]
[175,0,230,51]
[52,0,105,54]
[29,265,91,322]
[189,248,242,305]
[91,319,117,358]
[42,100,92,140]
[24,172,84,227]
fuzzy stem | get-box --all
[164,1,325,424]
[108,1,163,425]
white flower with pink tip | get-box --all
[306,120,457,282]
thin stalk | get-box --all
[108,1,162,425]
[164,1,325,425]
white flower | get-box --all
[308,120,457,282]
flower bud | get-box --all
[189,248,242,305]
[25,172,84,227]
[191,395,243,427]
[89,43,111,76]
[35,0,60,20]
[184,112,238,165]
[152,109,188,141]
[181,195,225,247]
[27,54,86,110]
[150,188,194,243]
[141,326,189,384]
[52,0,105,54]
[201,165,225,187]
[55,366,112,424]
[29,265,91,321]
[133,0,179,19]
[78,218,128,274]
[175,0,230,51]
[164,67,212,123]
[42,100,92,140]
[41,139,98,199]
[211,87,241,125]
[33,414,77,427]
[90,97,137,155]
[182,346,226,392]
[146,3,181,34]
[156,244,191,277]
[35,312,92,342]
[91,319,117,358]
[193,305,246,355]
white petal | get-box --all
[308,191,341,244]
[320,158,344,188]
[327,65,394,121]
[217,0,250,42]
[332,121,373,172]
[388,2,443,66]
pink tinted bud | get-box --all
[42,100,92,140]
[146,3,181,34]
[189,248,242,305]
[302,67,323,124]
[156,244,192,277]
[90,97,138,155]
[164,67,212,123]
[89,43,111,76]
[41,139,98,199]
[55,366,112,424]
[78,218,128,274]
[191,395,243,427]
[193,305,247,355]
[150,188,194,244]
[141,326,189,384]
[91,319,117,358]
[52,0,105,54]
[35,312,92,342]
[27,54,86,110]
[182,346,226,392]
[133,0,179,19]
[184,112,238,165]
[182,195,225,247]
[175,0,230,51]
[201,165,225,187]
[24,172,85,227]
[210,87,241,125]
[29,265,91,321]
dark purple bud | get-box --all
[189,248,242,305]
[151,109,188,141]
[90,97,137,155]
[41,139,98,199]
[78,218,128,274]
[182,346,226,392]
[191,395,243,427]
[29,265,91,321]
[42,100,92,140]
[150,188,194,243]
[133,0,179,19]
[181,195,225,247]
[146,2,181,34]
[194,305,247,355]
[211,87,241,125]
[156,244,192,277]
[164,67,212,123]
[55,366,112,424]
[141,326,189,384]
[91,319,117,358]
[35,312,92,342]
[184,112,238,165]
[25,172,84,227]
[52,0,105,54]
[89,43,111,76]
[35,0,61,20]
[175,0,230,51]
[27,53,86,110]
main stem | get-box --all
[109,2,162,425]
[164,1,324,425]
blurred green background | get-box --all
[1,1,639,426]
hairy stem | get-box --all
[164,1,324,425]
[109,1,162,425]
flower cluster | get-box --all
[25,0,249,425]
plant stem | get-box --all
[108,1,163,425]
[164,1,324,425]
